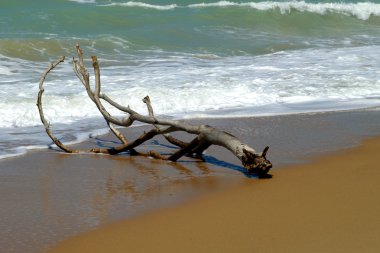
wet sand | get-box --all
[0,148,242,253]
[1,109,380,252]
[47,135,380,253]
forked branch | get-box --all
[37,46,272,177]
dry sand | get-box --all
[47,136,380,253]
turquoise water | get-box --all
[1,0,380,59]
[1,0,380,158]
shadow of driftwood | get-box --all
[151,140,272,179]
[49,137,271,178]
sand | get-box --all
[47,135,380,253]
[2,109,380,253]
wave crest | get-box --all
[98,1,380,20]
[99,1,177,10]
[191,1,380,20]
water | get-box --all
[1,0,380,159]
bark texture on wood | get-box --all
[37,45,272,177]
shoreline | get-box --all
[1,109,380,252]
[2,105,380,162]
[47,134,380,253]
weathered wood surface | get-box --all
[37,45,272,177]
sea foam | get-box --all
[98,1,380,20]
[68,0,96,3]
[190,1,380,20]
[99,1,178,10]
[1,0,380,160]
[1,45,380,129]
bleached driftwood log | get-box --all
[37,45,272,177]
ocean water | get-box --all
[1,0,380,159]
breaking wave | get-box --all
[97,1,380,20]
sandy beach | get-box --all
[1,109,380,253]
[2,2,380,253]
[47,133,380,253]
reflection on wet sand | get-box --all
[5,110,380,253]
[0,146,241,253]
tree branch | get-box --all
[37,56,78,153]
[37,45,273,177]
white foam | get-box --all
[1,45,380,159]
[99,1,178,10]
[1,45,380,129]
[99,1,380,20]
[189,1,236,8]
[0,66,12,75]
[68,0,96,3]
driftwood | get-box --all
[37,45,272,177]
